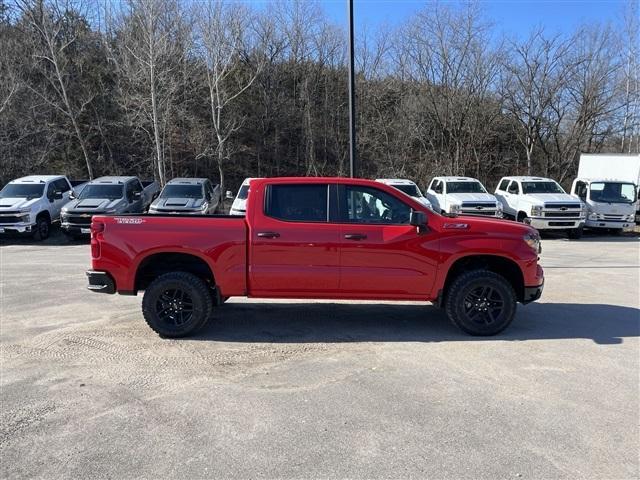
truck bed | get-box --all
[92,214,247,296]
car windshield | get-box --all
[160,185,203,199]
[0,183,44,199]
[446,181,487,194]
[79,184,123,200]
[391,184,421,197]
[237,185,250,200]
[522,181,564,194]
[590,182,636,204]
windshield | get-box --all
[446,181,487,194]
[522,181,565,194]
[160,185,203,199]
[237,185,250,200]
[392,184,421,197]
[590,182,636,204]
[0,183,44,199]
[79,184,123,200]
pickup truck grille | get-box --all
[64,213,94,226]
[0,215,22,224]
[544,211,582,218]
[544,203,581,210]
[461,202,498,216]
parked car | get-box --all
[571,153,639,231]
[149,178,220,215]
[425,176,502,217]
[0,175,86,240]
[61,176,159,237]
[494,176,585,239]
[376,179,432,209]
[87,177,544,338]
[229,177,262,215]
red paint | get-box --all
[91,177,544,300]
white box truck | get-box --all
[570,153,640,231]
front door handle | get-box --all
[257,231,280,239]
[344,233,367,240]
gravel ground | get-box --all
[1,229,639,479]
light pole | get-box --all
[347,0,357,178]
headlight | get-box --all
[201,202,209,211]
[19,212,30,222]
[531,205,543,217]
[627,214,635,221]
[588,213,598,220]
[523,232,541,253]
[450,204,461,214]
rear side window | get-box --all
[265,184,328,222]
[498,179,510,191]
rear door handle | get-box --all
[344,233,367,240]
[257,231,280,238]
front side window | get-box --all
[590,182,636,204]
[508,181,520,194]
[498,179,510,191]
[79,184,123,200]
[575,181,587,199]
[0,183,44,199]
[343,185,411,224]
[237,185,250,200]
[433,181,444,194]
[265,184,328,222]
[446,181,487,194]
[55,178,70,192]
[522,181,564,194]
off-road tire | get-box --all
[142,271,213,338]
[567,226,583,240]
[33,214,51,241]
[445,270,517,336]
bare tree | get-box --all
[196,0,264,203]
[17,0,96,178]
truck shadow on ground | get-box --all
[194,302,640,345]
[0,228,88,246]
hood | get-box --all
[413,196,432,207]
[447,214,534,237]
[522,193,580,205]
[0,197,41,211]
[151,197,205,211]
[447,192,497,204]
[64,198,124,212]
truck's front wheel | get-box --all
[445,270,517,336]
[142,272,213,338]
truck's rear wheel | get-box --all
[142,271,213,338]
[444,270,517,336]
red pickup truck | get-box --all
[87,177,544,337]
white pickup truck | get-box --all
[494,176,586,239]
[376,179,432,209]
[0,175,85,240]
[425,176,502,217]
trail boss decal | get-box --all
[114,217,146,224]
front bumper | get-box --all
[86,270,116,294]
[0,222,36,234]
[61,223,92,235]
[585,219,633,229]
[528,217,584,230]
[523,280,544,304]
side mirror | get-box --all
[69,191,76,200]
[225,190,234,200]
[53,190,63,200]
[410,210,427,229]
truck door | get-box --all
[337,184,438,298]
[249,182,340,296]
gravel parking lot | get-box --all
[1,231,639,479]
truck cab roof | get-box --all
[432,176,481,182]
[90,176,138,185]
[11,175,67,184]
[166,178,209,186]
[376,178,419,185]
[501,176,554,182]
